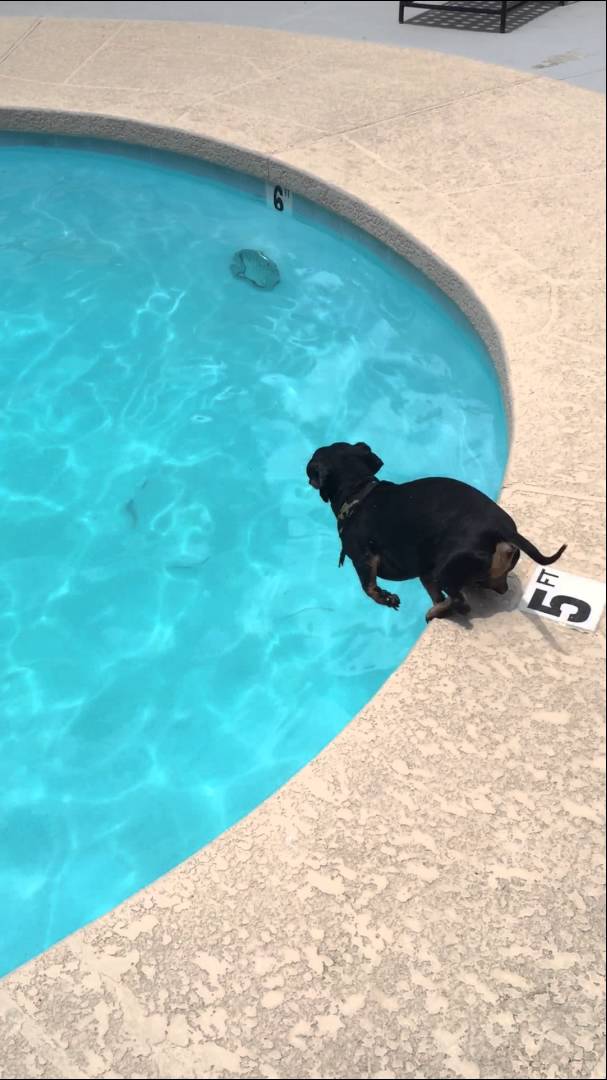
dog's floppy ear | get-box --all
[307,460,332,502]
[355,441,384,475]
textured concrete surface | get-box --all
[1,0,606,91]
[0,16,605,1080]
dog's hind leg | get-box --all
[421,575,444,606]
[353,553,400,610]
[428,555,477,622]
[425,596,456,621]
[420,575,465,622]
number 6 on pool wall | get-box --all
[267,182,293,213]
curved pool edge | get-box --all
[0,27,604,1080]
[0,105,513,430]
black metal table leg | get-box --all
[398,1,568,33]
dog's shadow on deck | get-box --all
[449,575,567,653]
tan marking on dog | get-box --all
[365,553,400,608]
[426,597,454,621]
[489,542,517,579]
[486,542,518,594]
[366,553,384,602]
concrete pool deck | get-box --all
[0,14,605,1080]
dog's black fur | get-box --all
[306,442,566,622]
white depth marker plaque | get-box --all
[520,565,606,633]
[266,182,293,214]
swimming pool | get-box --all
[0,136,507,977]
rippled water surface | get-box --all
[0,138,507,975]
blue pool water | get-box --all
[0,137,507,976]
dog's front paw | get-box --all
[367,585,400,609]
[381,589,400,610]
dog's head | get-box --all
[306,442,384,503]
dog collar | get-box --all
[337,478,379,528]
[334,477,378,565]
[337,479,379,567]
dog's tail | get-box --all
[513,532,567,566]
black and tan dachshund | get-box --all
[306,442,566,622]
